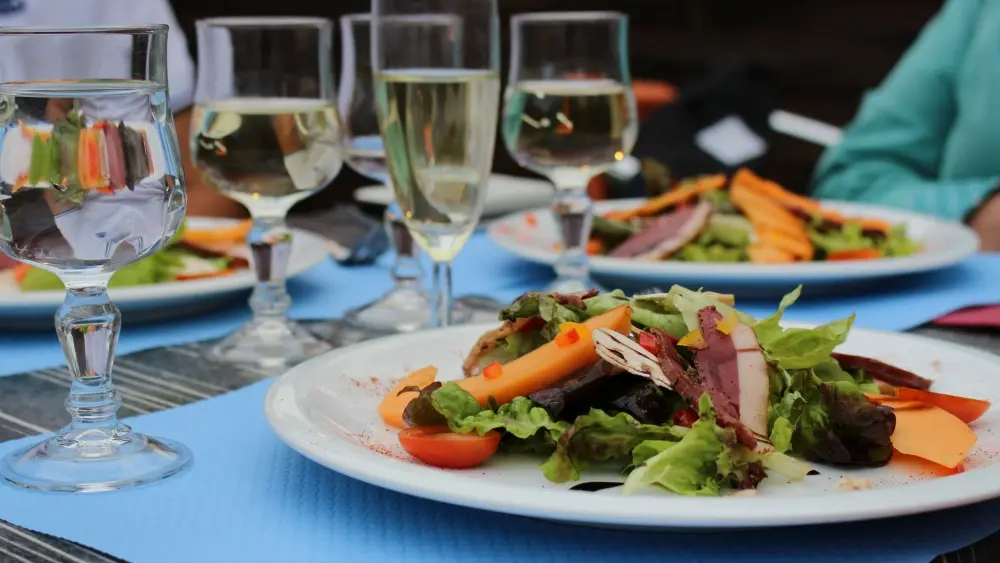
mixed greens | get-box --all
[587,168,921,264]
[379,285,975,497]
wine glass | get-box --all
[192,18,342,368]
[339,14,471,332]
[502,12,638,292]
[372,1,501,328]
[0,25,192,492]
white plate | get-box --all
[265,323,1000,529]
[488,199,980,297]
[354,174,553,217]
[0,217,330,327]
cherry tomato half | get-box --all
[672,408,698,428]
[398,426,501,469]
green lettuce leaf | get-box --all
[663,285,755,331]
[761,314,854,370]
[582,290,630,315]
[622,394,762,496]
[807,222,874,255]
[752,285,802,345]
[878,224,922,258]
[477,331,548,367]
[540,409,681,483]
[498,293,587,341]
[18,247,186,291]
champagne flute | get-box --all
[192,18,342,368]
[503,12,638,292]
[340,14,470,332]
[372,1,501,328]
[0,25,191,492]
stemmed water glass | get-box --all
[502,12,638,292]
[0,25,191,492]
[372,0,501,328]
[191,18,342,367]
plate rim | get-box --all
[487,199,980,282]
[264,323,1000,529]
[0,217,330,309]
[354,173,553,208]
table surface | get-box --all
[0,319,997,563]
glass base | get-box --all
[544,276,604,294]
[210,317,332,369]
[0,428,192,493]
[342,287,486,334]
[343,286,439,333]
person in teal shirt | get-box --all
[812,0,1000,249]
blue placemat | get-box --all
[3,234,1000,377]
[0,379,994,563]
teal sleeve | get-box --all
[811,0,998,221]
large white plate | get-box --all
[355,173,553,217]
[488,199,980,296]
[265,323,1000,529]
[0,217,330,327]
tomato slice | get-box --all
[398,426,501,469]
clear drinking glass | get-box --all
[372,1,501,328]
[192,18,342,367]
[0,25,192,492]
[503,12,638,292]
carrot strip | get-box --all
[756,229,814,261]
[895,388,991,424]
[378,366,438,429]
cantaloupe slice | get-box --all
[747,242,795,264]
[378,366,438,429]
[458,305,633,406]
[183,219,253,245]
[733,168,822,214]
[607,175,725,221]
[756,229,814,261]
[889,403,977,469]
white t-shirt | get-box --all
[0,0,195,112]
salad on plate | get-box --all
[378,287,988,496]
[587,168,921,264]
[0,219,251,292]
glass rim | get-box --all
[341,13,372,24]
[197,16,331,29]
[0,24,167,35]
[370,13,463,26]
[511,11,626,24]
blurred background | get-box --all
[167,0,943,206]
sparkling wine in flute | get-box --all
[0,79,182,272]
[192,98,343,216]
[375,70,500,262]
[502,79,637,188]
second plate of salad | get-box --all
[0,217,331,327]
[488,170,979,296]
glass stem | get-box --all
[551,188,595,283]
[384,206,423,288]
[57,285,127,439]
[429,261,453,328]
[248,216,293,321]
